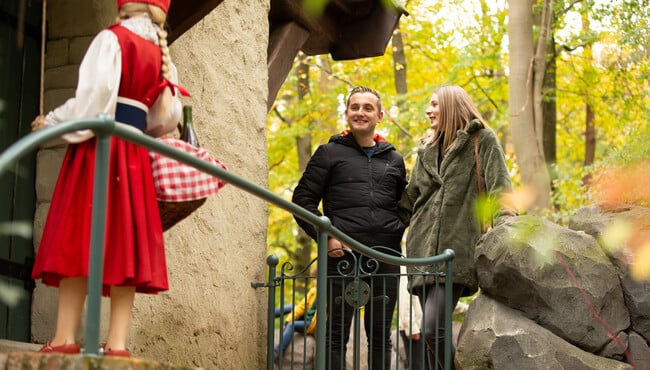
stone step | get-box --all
[0,339,41,353]
[0,340,202,370]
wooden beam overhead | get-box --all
[267,22,311,111]
[270,0,407,60]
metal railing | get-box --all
[0,115,455,369]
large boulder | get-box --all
[456,294,633,370]
[475,216,630,353]
[570,203,650,342]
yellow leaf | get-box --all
[599,219,633,253]
[501,186,536,213]
[631,241,650,281]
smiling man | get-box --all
[292,86,407,369]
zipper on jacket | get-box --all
[368,156,376,227]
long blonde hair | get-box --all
[117,2,172,109]
[428,85,487,152]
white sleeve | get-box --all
[45,30,121,143]
[398,266,424,335]
[146,61,183,137]
[410,287,424,335]
[167,62,183,124]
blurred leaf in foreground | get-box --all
[0,221,32,239]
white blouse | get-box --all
[45,16,182,143]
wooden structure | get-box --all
[168,0,407,109]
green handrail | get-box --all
[0,115,455,368]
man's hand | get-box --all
[327,238,351,258]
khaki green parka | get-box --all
[399,120,514,295]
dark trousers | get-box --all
[399,330,429,370]
[417,284,464,370]
[325,253,399,370]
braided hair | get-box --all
[117,2,173,111]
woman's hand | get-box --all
[31,115,46,131]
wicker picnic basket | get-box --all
[158,197,207,231]
[150,106,227,231]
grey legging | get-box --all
[417,284,465,370]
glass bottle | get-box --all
[180,105,200,147]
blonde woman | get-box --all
[399,85,515,369]
[31,0,187,357]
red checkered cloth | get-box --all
[150,137,227,202]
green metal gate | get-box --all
[0,0,41,341]
[261,250,455,370]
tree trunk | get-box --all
[543,35,557,167]
[508,0,552,211]
[543,32,558,211]
[533,0,554,149]
[582,10,596,185]
[584,104,596,167]
[391,25,409,148]
[392,26,408,100]
[295,52,313,271]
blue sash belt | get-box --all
[115,101,147,132]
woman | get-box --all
[399,85,515,369]
[31,0,187,357]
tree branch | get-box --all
[469,75,502,113]
[268,156,286,171]
[383,111,414,139]
[272,106,291,125]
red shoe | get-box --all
[104,348,131,357]
[38,341,81,354]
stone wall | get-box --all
[31,0,269,368]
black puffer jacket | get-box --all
[292,132,407,250]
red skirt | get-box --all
[32,137,168,296]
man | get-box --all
[292,86,407,369]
